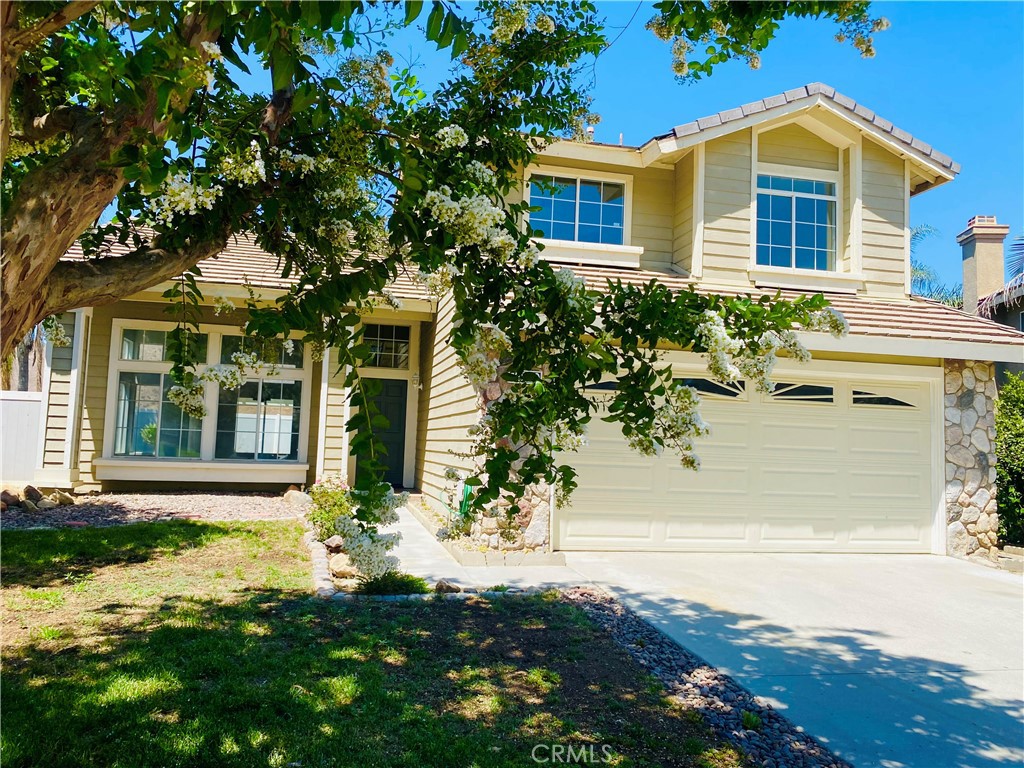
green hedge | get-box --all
[996,372,1024,546]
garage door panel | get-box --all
[556,373,936,553]
[760,421,840,454]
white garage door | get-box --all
[556,370,938,553]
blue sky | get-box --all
[390,1,1023,287]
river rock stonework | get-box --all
[945,360,999,558]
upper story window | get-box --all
[528,174,625,245]
[756,175,837,272]
[121,328,209,363]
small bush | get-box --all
[307,477,354,541]
[996,373,1024,546]
[740,710,763,732]
[355,572,430,595]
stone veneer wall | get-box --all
[465,380,553,553]
[945,360,999,558]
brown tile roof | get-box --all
[659,82,959,175]
[63,233,431,302]
[980,273,1024,317]
[565,262,1024,348]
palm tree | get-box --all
[910,224,963,308]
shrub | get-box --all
[996,373,1024,546]
[307,476,354,541]
[354,572,430,595]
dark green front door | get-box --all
[358,378,408,488]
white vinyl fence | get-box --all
[0,391,43,486]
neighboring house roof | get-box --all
[654,82,959,176]
[568,263,1024,354]
[979,272,1024,317]
[63,235,431,302]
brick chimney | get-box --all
[957,215,1009,314]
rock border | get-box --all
[406,498,566,567]
[561,587,852,768]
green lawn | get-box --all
[1,520,744,768]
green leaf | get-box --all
[404,0,423,26]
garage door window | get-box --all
[852,389,915,408]
[770,383,834,403]
[675,378,746,399]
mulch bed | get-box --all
[1,492,299,530]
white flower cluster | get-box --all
[492,0,529,43]
[167,383,206,419]
[276,149,322,177]
[221,141,266,186]
[422,186,505,249]
[41,316,71,347]
[436,125,469,150]
[626,384,709,470]
[316,218,355,248]
[417,263,462,298]
[212,294,235,316]
[534,14,556,34]
[695,310,742,382]
[554,267,590,310]
[150,171,223,225]
[460,323,512,389]
[547,420,587,453]
[465,160,496,185]
[200,41,222,61]
[805,307,849,338]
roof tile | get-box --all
[740,100,766,116]
[696,114,722,130]
[784,86,809,101]
[762,94,787,109]
[673,120,700,137]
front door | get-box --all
[358,378,408,488]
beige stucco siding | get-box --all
[41,312,77,468]
[861,138,908,297]
[758,123,839,171]
[700,130,753,285]
[416,293,480,511]
[672,151,694,273]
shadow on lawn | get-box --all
[607,587,1024,768]
[0,590,736,768]
[0,521,229,588]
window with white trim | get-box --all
[363,324,410,369]
[756,175,837,271]
[527,174,625,245]
[109,323,309,463]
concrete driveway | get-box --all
[564,551,1024,768]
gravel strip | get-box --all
[1,492,300,530]
[561,586,853,768]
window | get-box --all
[852,389,915,408]
[108,322,310,465]
[675,378,746,399]
[120,328,208,362]
[756,175,837,271]
[114,372,202,457]
[221,335,302,368]
[770,383,835,403]
[363,324,410,369]
[528,174,625,245]
[215,379,302,460]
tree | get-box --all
[2,0,885,527]
[909,224,963,307]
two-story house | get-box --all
[12,83,1024,561]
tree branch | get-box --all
[40,231,231,317]
[4,1,100,57]
[11,103,92,144]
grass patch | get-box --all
[2,520,745,768]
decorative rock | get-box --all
[0,501,6,513]
[964,469,983,496]
[960,505,981,525]
[35,499,58,510]
[947,521,969,556]
[323,535,345,553]
[945,425,963,446]
[435,579,462,593]
[284,489,313,507]
[972,487,992,512]
[961,368,976,390]
[961,408,979,434]
[1,490,20,507]
[945,479,964,502]
[971,429,991,454]
[328,553,358,579]
[947,444,975,469]
[23,485,43,503]
[480,516,499,535]
[945,371,962,394]
[53,490,76,505]
[21,499,39,513]
[524,507,549,549]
